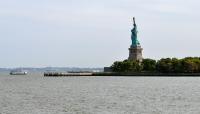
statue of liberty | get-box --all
[131,17,140,47]
[128,17,143,62]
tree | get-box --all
[111,60,142,72]
[142,58,156,72]
[182,57,199,73]
[171,58,183,73]
[156,58,173,73]
[111,57,200,73]
[111,61,124,72]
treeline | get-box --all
[111,57,200,73]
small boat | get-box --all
[10,69,28,75]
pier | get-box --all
[44,72,93,76]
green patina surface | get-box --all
[131,17,140,47]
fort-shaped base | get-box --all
[128,45,143,62]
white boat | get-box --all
[10,70,28,75]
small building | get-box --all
[104,67,112,72]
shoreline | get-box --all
[93,72,200,76]
[43,72,200,77]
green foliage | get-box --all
[110,61,123,72]
[111,60,142,72]
[156,58,173,73]
[182,57,200,73]
[171,58,183,73]
[142,58,156,72]
[111,57,200,73]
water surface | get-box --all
[0,72,200,114]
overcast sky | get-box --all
[0,0,200,68]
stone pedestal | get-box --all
[128,46,143,62]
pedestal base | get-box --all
[128,46,143,62]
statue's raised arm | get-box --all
[133,17,136,26]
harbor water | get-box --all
[1,72,200,114]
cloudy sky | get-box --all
[0,0,200,68]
